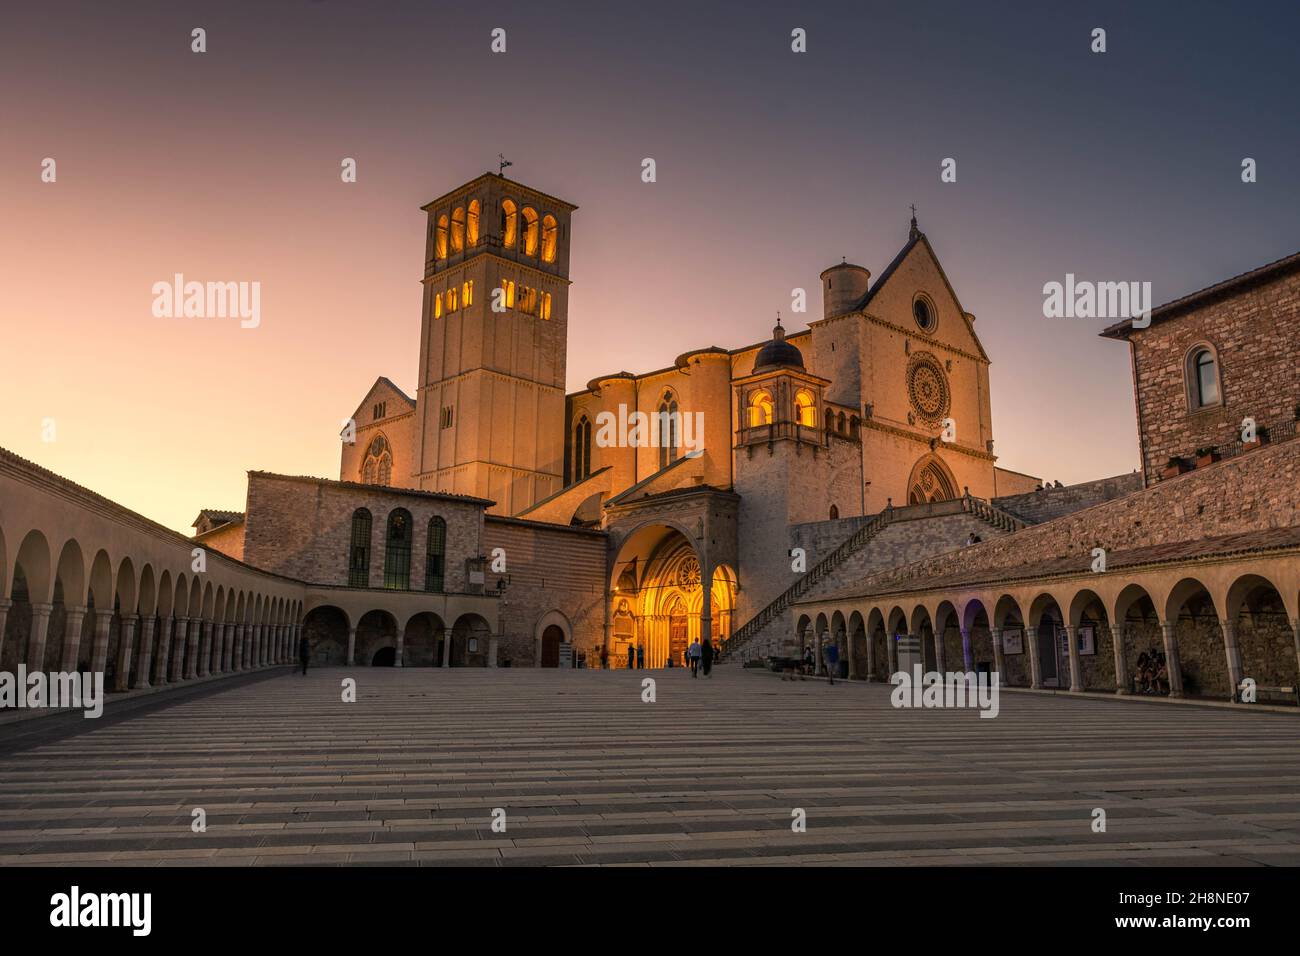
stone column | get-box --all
[26,603,55,671]
[887,632,898,676]
[114,616,137,692]
[135,617,155,689]
[0,599,10,662]
[864,629,875,681]
[1112,623,1129,694]
[1220,619,1243,702]
[439,627,450,667]
[960,627,973,672]
[90,610,113,676]
[1160,621,1185,697]
[1064,624,1083,692]
[198,621,212,677]
[991,627,1006,681]
[185,619,202,679]
[932,628,945,673]
[59,605,88,672]
[813,628,823,676]
[1025,626,1042,689]
[395,627,405,667]
[699,557,714,653]
[1291,618,1300,694]
[226,623,237,671]
[279,625,288,663]
[170,618,189,682]
[348,625,358,666]
[154,616,173,684]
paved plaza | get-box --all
[0,666,1298,867]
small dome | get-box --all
[754,319,804,372]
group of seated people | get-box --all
[1133,649,1170,695]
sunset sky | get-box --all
[2,0,1298,533]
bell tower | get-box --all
[412,173,577,514]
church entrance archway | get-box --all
[907,454,958,505]
[541,624,563,667]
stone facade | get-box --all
[993,472,1143,525]
[1103,253,1300,485]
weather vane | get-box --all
[498,153,513,176]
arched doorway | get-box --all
[907,455,958,505]
[667,596,688,668]
[541,624,564,667]
[301,605,349,666]
[372,646,396,667]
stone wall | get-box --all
[242,472,485,591]
[993,472,1142,525]
[1122,262,1300,483]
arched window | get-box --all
[435,215,448,259]
[1187,345,1221,409]
[574,415,592,481]
[540,292,552,320]
[446,286,458,312]
[825,408,835,432]
[794,389,816,427]
[748,389,774,426]
[463,280,473,306]
[501,279,515,308]
[541,214,558,262]
[829,505,839,520]
[424,516,446,592]
[838,410,847,433]
[348,508,371,587]
[525,286,537,314]
[434,293,442,319]
[466,200,480,247]
[450,207,466,254]
[362,435,392,486]
[383,509,412,590]
[522,207,539,256]
[657,394,679,469]
[501,199,518,248]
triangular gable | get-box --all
[860,233,990,363]
[349,376,416,425]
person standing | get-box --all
[627,644,635,670]
[298,633,310,675]
[701,638,714,677]
[823,640,838,686]
[636,644,645,669]
[599,644,609,670]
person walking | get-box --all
[636,644,645,669]
[627,644,635,670]
[688,639,701,677]
[298,633,310,675]
[599,644,609,670]
[701,638,714,677]
[823,640,838,686]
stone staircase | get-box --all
[720,495,1028,662]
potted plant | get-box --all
[1243,427,1271,452]
[1161,456,1188,479]
[1194,446,1219,468]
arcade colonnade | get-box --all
[1,448,306,692]
[797,550,1300,701]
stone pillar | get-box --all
[1291,618,1300,694]
[960,628,973,672]
[114,616,137,692]
[279,625,288,663]
[154,616,173,685]
[24,603,55,671]
[1025,626,1042,689]
[1112,623,1129,694]
[226,623,237,671]
[813,628,823,676]
[185,619,202,679]
[1063,624,1083,692]
[932,628,945,673]
[843,628,856,679]
[488,634,498,668]
[59,605,88,672]
[0,599,10,662]
[887,632,898,676]
[700,557,713,653]
[135,617,155,689]
[395,627,405,667]
[864,629,876,681]
[90,610,113,676]
[1160,621,1185,697]
[439,627,450,667]
[991,627,1006,681]
[1220,619,1243,702]
[348,625,358,666]
[170,618,188,682]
